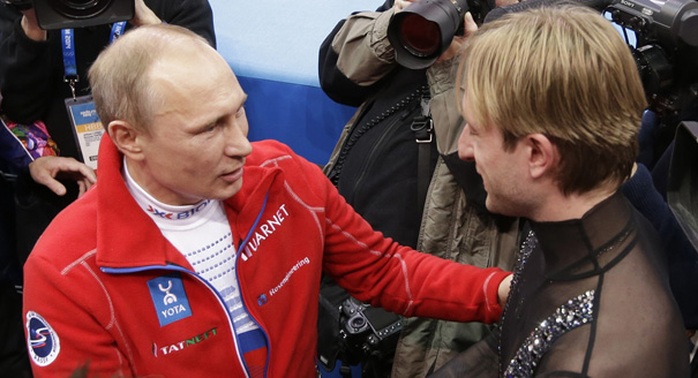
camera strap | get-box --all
[410,91,433,213]
[61,21,126,100]
[60,22,126,169]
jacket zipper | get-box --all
[101,192,272,378]
[101,264,247,376]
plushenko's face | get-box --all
[458,94,531,217]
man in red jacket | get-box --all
[22,24,512,377]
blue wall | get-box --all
[209,1,379,165]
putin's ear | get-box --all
[525,133,558,179]
[107,120,145,160]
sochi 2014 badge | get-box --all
[26,311,60,366]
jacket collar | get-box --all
[95,134,282,270]
[529,191,634,279]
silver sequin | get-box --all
[503,290,595,377]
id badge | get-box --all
[65,95,103,170]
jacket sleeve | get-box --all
[145,0,216,48]
[0,18,56,124]
[23,253,132,377]
[318,0,398,106]
[316,155,509,324]
[426,55,464,156]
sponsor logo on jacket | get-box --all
[26,311,60,367]
[147,274,193,327]
[152,327,218,357]
[146,200,211,220]
[242,204,289,261]
[268,257,311,298]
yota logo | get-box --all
[159,280,177,305]
[147,274,193,327]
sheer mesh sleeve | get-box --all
[431,193,691,377]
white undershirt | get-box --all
[123,161,258,334]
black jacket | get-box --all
[0,0,216,161]
[318,0,437,248]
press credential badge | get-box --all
[65,95,103,170]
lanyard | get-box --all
[61,21,127,100]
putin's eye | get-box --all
[235,106,246,119]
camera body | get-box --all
[8,0,134,30]
[605,0,698,119]
[339,297,403,364]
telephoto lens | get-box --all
[387,0,469,69]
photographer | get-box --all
[319,1,521,377]
[0,0,216,263]
[319,0,698,377]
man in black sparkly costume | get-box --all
[431,4,691,377]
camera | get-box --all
[387,0,493,69]
[3,0,134,30]
[35,0,134,30]
[605,0,698,120]
[338,297,403,364]
[603,0,698,250]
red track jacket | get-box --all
[23,135,509,377]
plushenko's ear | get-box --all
[524,133,557,180]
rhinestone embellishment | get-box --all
[503,290,595,377]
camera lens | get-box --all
[387,0,469,69]
[48,0,112,19]
[64,0,98,8]
[398,13,441,58]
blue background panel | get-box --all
[238,76,356,166]
[209,0,379,165]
